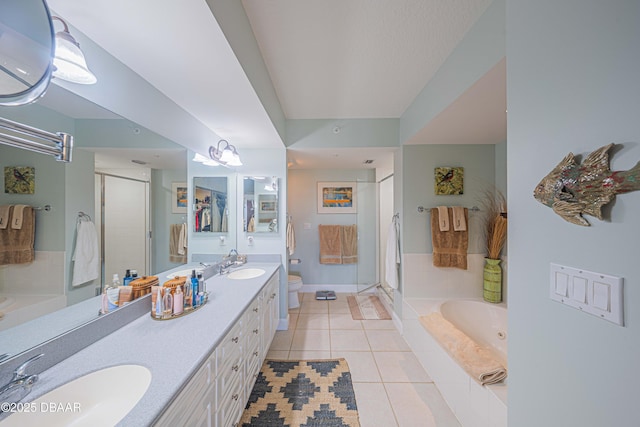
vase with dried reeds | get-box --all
[480,190,507,303]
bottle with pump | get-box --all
[191,270,199,307]
[106,274,120,311]
[173,285,184,316]
[123,269,133,286]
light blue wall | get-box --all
[287,169,375,285]
[400,0,505,144]
[508,0,640,425]
[286,119,399,148]
[401,144,496,254]
[152,168,188,274]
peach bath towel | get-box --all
[431,207,468,270]
[319,225,342,264]
[341,224,358,264]
[0,205,35,265]
[420,313,507,385]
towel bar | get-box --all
[417,205,480,213]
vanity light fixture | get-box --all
[51,16,97,85]
[208,139,242,167]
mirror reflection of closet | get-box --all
[244,176,279,233]
[193,177,228,233]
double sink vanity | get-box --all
[0,261,281,427]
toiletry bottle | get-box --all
[106,274,120,311]
[197,273,205,294]
[173,285,184,316]
[131,269,139,280]
[123,269,132,286]
[184,277,193,310]
[162,288,173,319]
[155,288,164,318]
[191,270,199,307]
[101,288,109,314]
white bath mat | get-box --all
[347,295,391,320]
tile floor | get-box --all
[266,292,461,427]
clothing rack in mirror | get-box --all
[417,205,480,214]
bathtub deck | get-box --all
[403,297,507,427]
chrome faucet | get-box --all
[0,353,44,409]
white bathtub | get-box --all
[403,298,508,427]
[439,299,507,368]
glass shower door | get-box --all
[355,181,379,293]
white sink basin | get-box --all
[227,268,266,280]
[1,365,151,426]
[167,268,202,279]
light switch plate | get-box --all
[550,263,624,326]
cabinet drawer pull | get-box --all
[253,351,259,357]
[253,307,259,313]
[231,336,239,343]
[253,328,259,334]
[271,293,276,299]
[232,393,239,401]
[232,364,239,372]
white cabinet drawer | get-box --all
[216,372,244,427]
[154,354,213,426]
[216,350,242,408]
[217,320,242,373]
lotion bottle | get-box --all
[123,269,133,286]
[173,285,184,315]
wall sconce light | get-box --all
[51,16,97,84]
[264,176,278,192]
[208,139,242,167]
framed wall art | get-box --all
[434,167,464,195]
[4,166,35,194]
[317,182,357,214]
[172,182,188,213]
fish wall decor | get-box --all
[534,143,640,226]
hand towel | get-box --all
[286,220,296,256]
[169,224,187,264]
[11,204,27,229]
[248,216,255,232]
[452,206,467,231]
[341,224,358,264]
[72,220,100,287]
[437,206,450,231]
[431,207,468,270]
[0,205,35,265]
[384,219,400,289]
[0,205,10,229]
[319,225,342,264]
[420,313,507,385]
[177,223,187,256]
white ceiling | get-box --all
[43,0,503,170]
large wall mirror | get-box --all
[0,88,187,360]
[193,177,228,233]
[243,176,279,233]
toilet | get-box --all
[288,274,303,309]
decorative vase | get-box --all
[483,258,502,303]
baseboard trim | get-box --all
[300,284,376,294]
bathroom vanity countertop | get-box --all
[9,262,281,427]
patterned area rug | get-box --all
[347,295,392,320]
[241,359,360,427]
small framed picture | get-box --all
[172,182,187,213]
[434,167,464,195]
[317,182,357,214]
[4,166,35,194]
